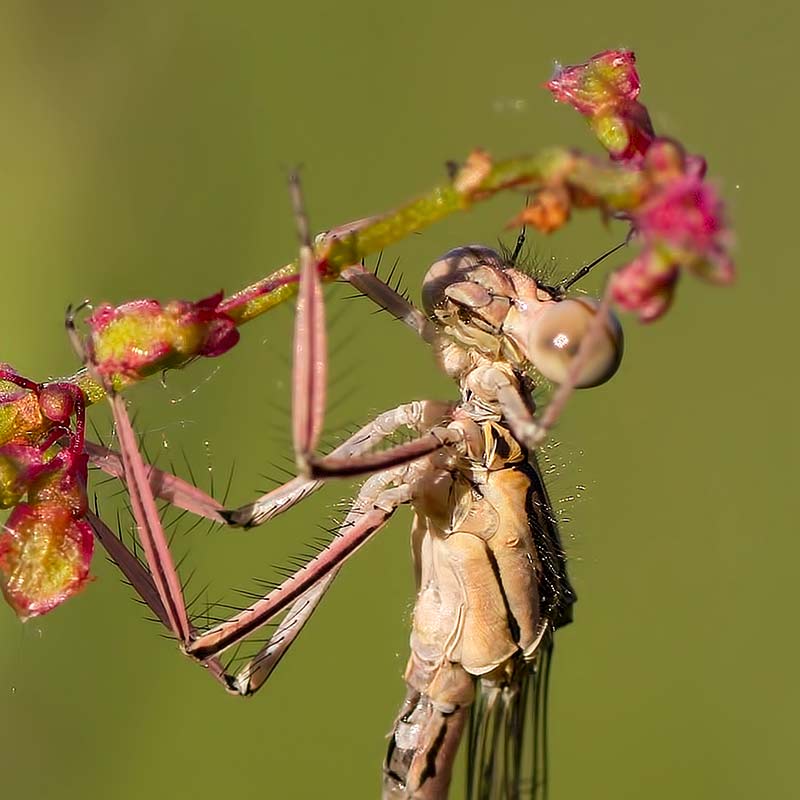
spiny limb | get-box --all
[231,573,335,696]
[187,468,418,664]
[85,441,225,523]
[87,510,235,694]
[303,426,461,480]
[288,175,465,484]
[226,400,452,528]
[91,438,423,695]
[68,307,192,645]
[86,510,169,630]
[229,465,419,695]
[289,169,327,459]
[341,263,434,341]
[106,391,193,643]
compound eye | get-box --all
[526,297,623,387]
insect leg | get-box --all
[85,440,225,522]
[67,309,230,686]
[86,509,233,691]
[341,263,434,341]
[304,426,463,480]
[228,462,421,695]
[287,173,463,482]
[226,399,452,528]
[289,170,327,459]
[102,390,194,644]
[186,462,421,670]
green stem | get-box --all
[60,146,645,407]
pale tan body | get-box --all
[383,348,573,799]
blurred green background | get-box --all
[0,2,795,799]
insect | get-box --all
[66,172,624,799]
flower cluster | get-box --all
[545,50,734,320]
[0,368,92,618]
[0,289,244,619]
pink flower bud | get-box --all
[178,291,240,357]
[545,50,735,314]
[547,50,654,162]
[635,175,725,256]
[643,138,687,185]
[547,50,641,115]
[88,292,239,377]
[38,383,77,424]
[610,250,679,322]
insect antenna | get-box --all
[557,239,628,293]
[508,198,529,266]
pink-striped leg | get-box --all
[65,308,232,685]
[186,457,433,674]
[75,175,459,696]
[84,359,437,693]
[86,441,225,523]
[288,174,459,482]
[224,461,433,695]
[86,509,231,688]
[227,400,452,528]
[289,170,327,463]
[106,391,193,644]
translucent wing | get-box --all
[467,639,554,800]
